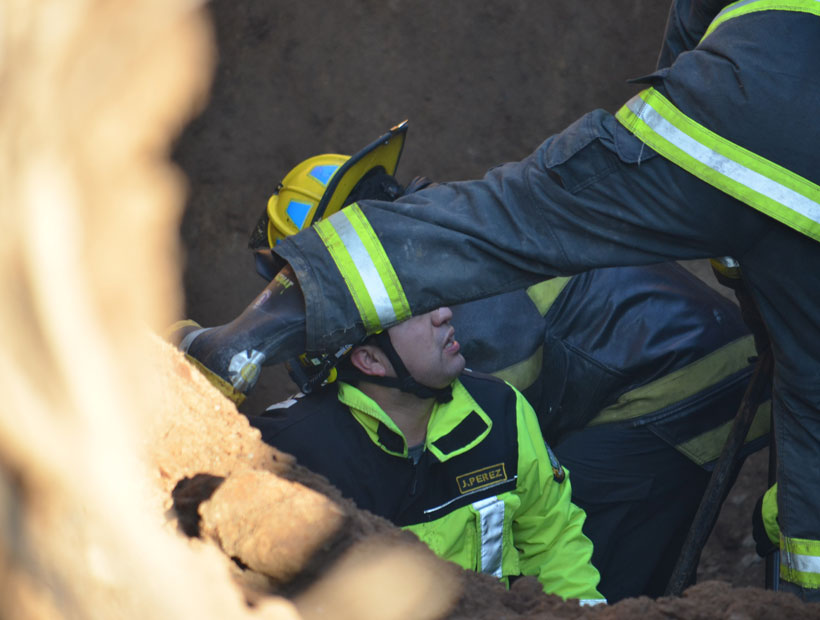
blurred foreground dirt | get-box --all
[2,1,820,619]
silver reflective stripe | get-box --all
[625,95,820,226]
[423,476,517,516]
[472,497,505,578]
[327,210,399,325]
[714,256,739,270]
[784,550,820,575]
[579,599,608,606]
[227,349,266,391]
[179,327,208,353]
[716,0,766,17]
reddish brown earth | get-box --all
[150,343,820,619]
[151,341,818,620]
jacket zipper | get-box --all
[409,457,420,497]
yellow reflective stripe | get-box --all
[674,400,770,465]
[702,0,820,41]
[314,204,411,332]
[762,483,780,544]
[526,278,571,316]
[184,354,246,406]
[484,278,567,392]
[588,335,756,425]
[315,212,381,331]
[345,205,411,325]
[781,536,820,588]
[490,345,543,392]
[616,88,820,242]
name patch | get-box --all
[456,463,507,494]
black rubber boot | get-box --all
[180,265,307,394]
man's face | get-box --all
[387,307,466,389]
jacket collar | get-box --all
[338,379,492,461]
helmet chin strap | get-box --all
[360,331,453,403]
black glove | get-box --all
[345,171,403,204]
[403,175,433,195]
[710,259,770,354]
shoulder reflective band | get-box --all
[616,88,820,243]
[701,0,820,42]
[314,203,411,332]
[781,536,820,588]
[472,496,505,578]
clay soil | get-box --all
[172,1,817,618]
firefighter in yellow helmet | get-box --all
[171,122,408,403]
[265,153,350,244]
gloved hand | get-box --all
[346,171,404,204]
[752,484,779,557]
[403,175,433,195]
[710,258,770,354]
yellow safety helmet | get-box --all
[265,120,408,246]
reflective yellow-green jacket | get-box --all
[252,370,604,603]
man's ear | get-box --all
[349,344,390,377]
